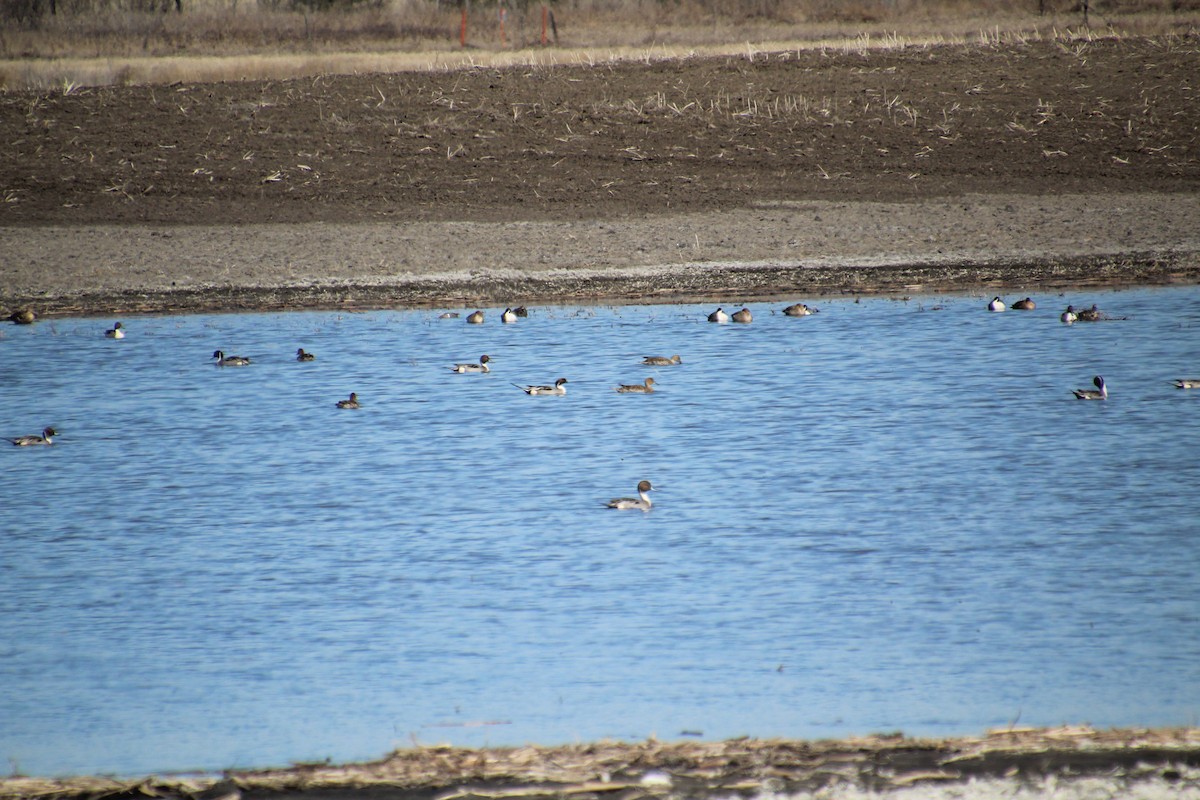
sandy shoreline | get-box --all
[5,194,1200,317]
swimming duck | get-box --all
[514,307,529,317]
[616,377,655,394]
[336,392,361,409]
[782,303,817,316]
[7,426,56,446]
[1076,304,1103,322]
[501,308,518,324]
[296,348,316,362]
[105,322,125,339]
[212,350,251,366]
[731,308,753,324]
[515,377,568,395]
[1061,305,1078,324]
[1073,376,1108,400]
[1012,297,1036,310]
[708,307,729,324]
[988,297,1006,312]
[8,309,35,325]
[452,355,490,373]
[607,480,655,511]
[642,355,682,366]
[438,312,461,319]
[1173,379,1200,389]
[466,310,485,324]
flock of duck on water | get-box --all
[7,296,1199,507]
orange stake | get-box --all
[541,6,547,45]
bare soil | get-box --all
[3,35,1200,317]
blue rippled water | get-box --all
[2,286,1199,777]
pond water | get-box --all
[2,286,1199,778]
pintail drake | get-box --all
[707,307,729,324]
[296,348,316,362]
[607,480,654,511]
[501,308,518,324]
[616,377,655,394]
[452,355,491,373]
[988,297,1006,312]
[516,378,568,395]
[1173,379,1200,389]
[105,322,125,338]
[8,426,56,446]
[1073,376,1108,400]
[1061,305,1078,324]
[212,350,251,366]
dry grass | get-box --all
[0,0,1197,89]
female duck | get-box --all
[607,480,655,512]
[1077,304,1103,322]
[642,354,681,366]
[707,307,729,324]
[1012,297,1036,310]
[616,377,655,394]
[8,426,56,446]
[731,308,753,324]
[782,303,816,316]
[466,310,485,324]
[516,378,568,395]
[452,355,490,373]
[105,322,125,339]
[336,392,361,409]
[1073,376,1108,400]
[296,348,316,362]
[212,350,251,366]
[988,297,1006,312]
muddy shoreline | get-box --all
[2,728,1198,799]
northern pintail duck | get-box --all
[1073,376,1108,400]
[336,392,361,409]
[466,310,485,324]
[296,348,315,362]
[514,306,529,317]
[105,322,125,339]
[607,480,654,511]
[7,426,56,446]
[1061,305,1078,324]
[988,297,1006,312]
[1076,304,1103,322]
[452,354,491,373]
[212,350,251,366]
[708,307,729,324]
[782,303,817,316]
[438,312,460,319]
[731,308,753,324]
[501,308,518,324]
[616,377,655,394]
[8,309,35,325]
[1012,297,1036,310]
[1173,379,1200,389]
[642,354,682,366]
[515,377,568,395]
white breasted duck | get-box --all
[452,355,491,373]
[616,377,655,394]
[1073,376,1108,400]
[212,350,251,366]
[105,322,125,338]
[1173,379,1200,389]
[336,392,361,409]
[296,348,316,362]
[708,307,729,324]
[515,378,568,395]
[7,426,56,446]
[1061,305,1078,324]
[501,308,518,324]
[988,297,1006,312]
[607,480,655,511]
[642,355,682,366]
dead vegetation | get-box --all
[2,727,1199,799]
